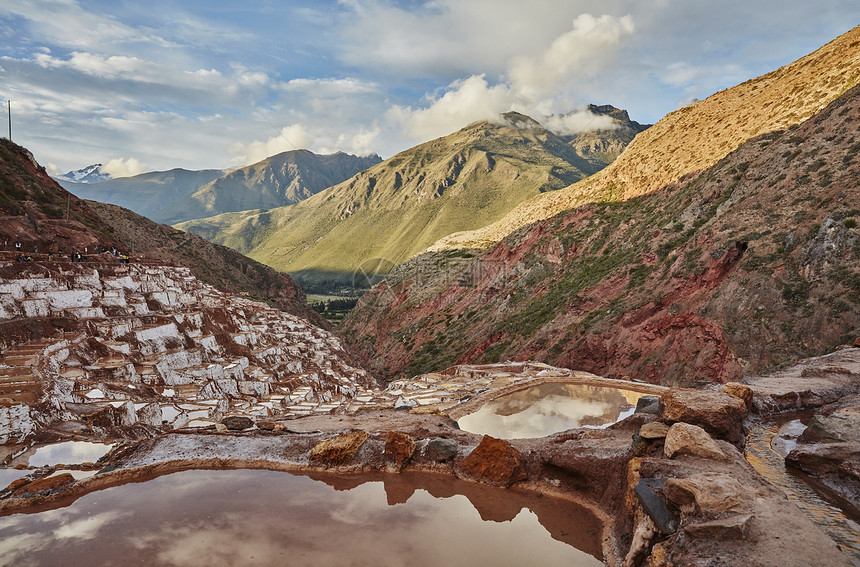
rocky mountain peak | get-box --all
[54,163,111,184]
[434,24,860,251]
[586,104,629,123]
[500,111,544,129]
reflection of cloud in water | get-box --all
[458,384,644,439]
[0,532,45,567]
[23,441,114,468]
[0,508,130,567]
[0,470,601,567]
[54,510,127,540]
[0,468,29,489]
[327,481,427,526]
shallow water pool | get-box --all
[10,441,114,468]
[457,382,645,439]
[0,469,604,567]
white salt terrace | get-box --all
[0,261,621,446]
[0,262,379,443]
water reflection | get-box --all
[457,383,645,439]
[0,469,603,567]
[0,469,28,489]
[10,442,114,468]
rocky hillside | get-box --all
[0,140,124,253]
[341,81,860,385]
[433,25,860,251]
[0,260,374,443]
[0,139,320,324]
[59,168,226,224]
[557,104,649,167]
[178,109,643,286]
[85,200,322,323]
[162,150,382,225]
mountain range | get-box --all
[176,106,646,287]
[340,25,860,384]
[59,168,226,223]
[160,150,382,225]
[16,24,860,390]
[57,150,381,225]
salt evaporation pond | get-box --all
[11,441,114,468]
[457,383,645,439]
[0,469,603,567]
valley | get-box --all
[0,20,859,567]
[175,107,646,288]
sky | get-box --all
[0,1,858,177]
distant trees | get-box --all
[310,297,359,319]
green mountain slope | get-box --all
[161,150,381,225]
[57,168,226,224]
[178,110,643,286]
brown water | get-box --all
[457,382,645,439]
[0,469,604,567]
[745,419,860,565]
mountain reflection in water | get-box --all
[0,469,603,567]
[458,383,645,439]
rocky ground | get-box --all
[746,347,860,521]
[0,259,858,565]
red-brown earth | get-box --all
[0,139,320,323]
[342,81,860,386]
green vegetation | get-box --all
[310,296,360,324]
[177,113,631,282]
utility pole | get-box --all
[7,100,10,141]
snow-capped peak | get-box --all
[54,164,111,184]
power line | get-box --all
[254,106,298,150]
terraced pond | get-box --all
[456,382,646,439]
[0,469,604,567]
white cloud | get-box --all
[230,121,383,165]
[541,110,619,135]
[28,51,263,101]
[101,157,148,178]
[386,14,635,143]
[282,77,379,96]
[508,14,635,101]
[348,127,381,157]
[228,124,312,166]
[387,75,513,141]
[5,0,172,51]
[335,1,622,79]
